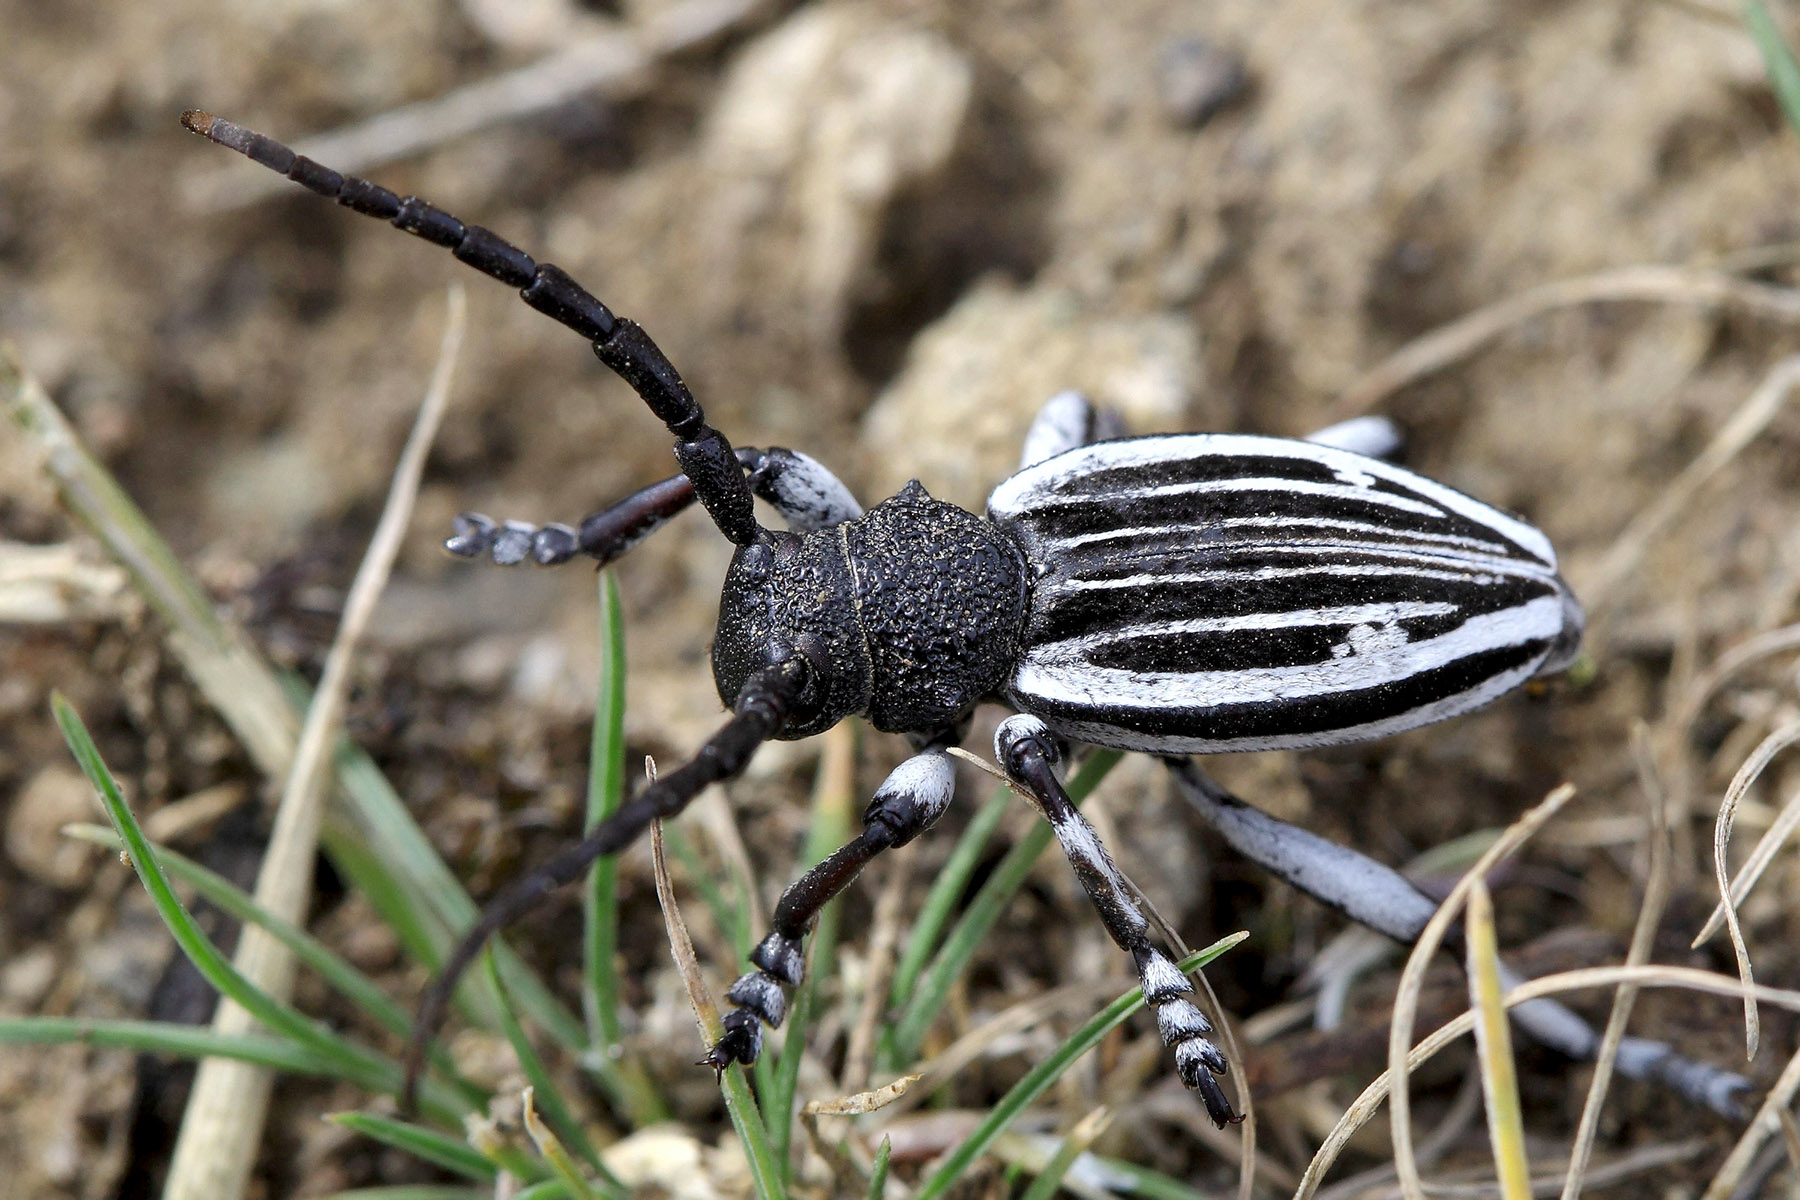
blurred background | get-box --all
[4,0,1800,1195]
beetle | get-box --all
[181,111,1752,1128]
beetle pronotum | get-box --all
[181,111,1751,1126]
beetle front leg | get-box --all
[995,716,1239,1127]
[1303,414,1402,461]
[704,746,956,1072]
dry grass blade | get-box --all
[1387,783,1576,1200]
[1581,354,1800,615]
[1780,1108,1800,1181]
[649,817,787,1200]
[522,1087,599,1200]
[184,0,762,211]
[1330,267,1800,418]
[801,1074,921,1116]
[1700,1042,1800,1200]
[1464,881,1530,1200]
[650,818,721,1046]
[161,284,465,1200]
[841,853,912,1092]
[1674,622,1800,734]
[1313,1071,1484,1200]
[1695,786,1800,944]
[1692,719,1800,1060]
[879,980,1118,1116]
[1558,726,1672,1200]
[1301,964,1800,1199]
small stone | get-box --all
[6,766,101,888]
[1157,38,1249,130]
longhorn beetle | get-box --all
[183,111,1605,1129]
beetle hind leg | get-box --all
[995,715,1240,1127]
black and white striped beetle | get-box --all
[184,112,1587,1128]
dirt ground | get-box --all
[5,0,1800,1196]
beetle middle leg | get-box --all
[705,741,958,1071]
[1015,390,1403,467]
[994,715,1239,1127]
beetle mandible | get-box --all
[182,111,1584,1128]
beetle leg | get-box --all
[446,474,701,568]
[740,447,864,531]
[1016,391,1128,469]
[1304,414,1402,461]
[1162,757,1753,1118]
[402,652,812,1112]
[704,746,957,1072]
[995,715,1239,1127]
[444,443,865,570]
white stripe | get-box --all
[1056,475,1447,520]
[1029,601,1460,662]
[1039,562,1510,601]
[1011,594,1565,719]
[1024,657,1544,754]
[988,434,1557,567]
[1052,515,1513,556]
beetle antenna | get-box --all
[399,654,809,1112]
[181,110,763,547]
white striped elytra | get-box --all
[989,432,1583,753]
[181,113,1759,1138]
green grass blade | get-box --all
[887,788,1010,1010]
[867,1135,892,1200]
[1018,1131,1091,1200]
[511,1182,575,1200]
[1086,1155,1216,1200]
[1,358,579,1062]
[583,570,627,1043]
[911,938,1242,1200]
[1746,0,1800,138]
[481,954,613,1185]
[312,1188,486,1200]
[721,1065,789,1200]
[0,1016,347,1074]
[768,725,857,1179]
[579,571,667,1125]
[889,751,1122,1065]
[314,694,586,1054]
[55,697,398,1089]
[62,822,479,1104]
[327,1112,497,1181]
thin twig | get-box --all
[1701,1042,1800,1200]
[1692,718,1800,1061]
[1695,786,1800,943]
[184,0,763,212]
[1330,267,1800,418]
[1556,727,1674,1200]
[841,846,913,1093]
[1581,354,1800,616]
[1387,784,1577,1200]
[162,285,465,1200]
[1299,964,1800,1199]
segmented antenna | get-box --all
[180,111,762,547]
[400,654,810,1111]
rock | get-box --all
[860,279,1207,510]
[1156,37,1249,130]
[703,5,973,343]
